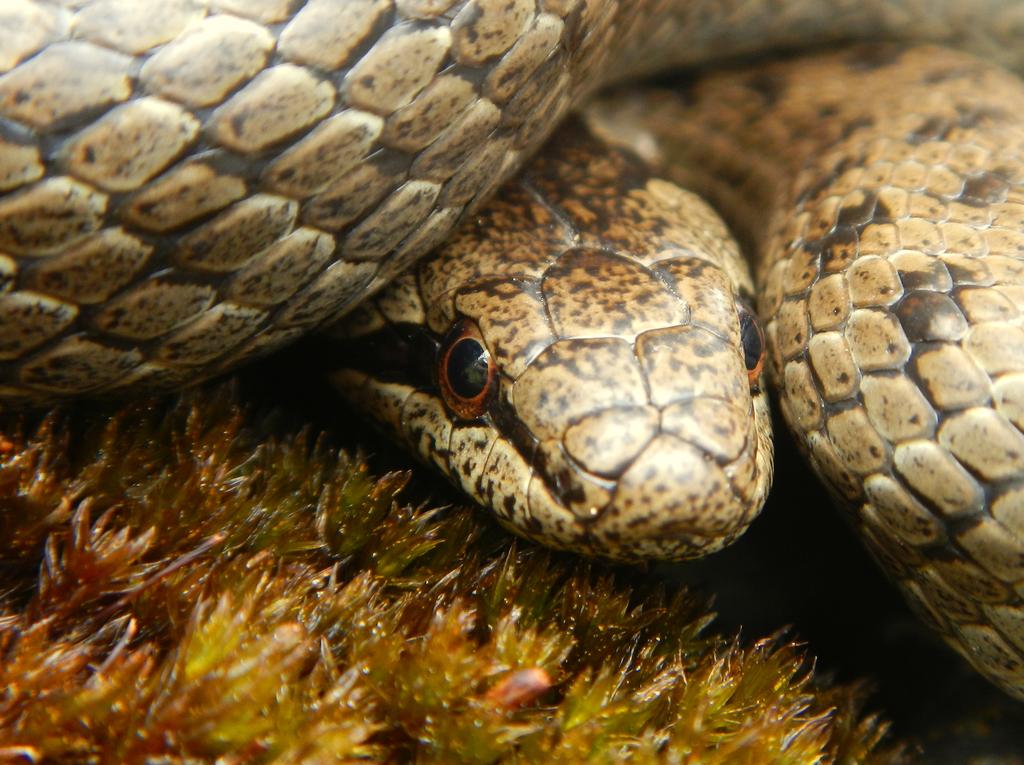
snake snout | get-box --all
[512,320,773,560]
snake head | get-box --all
[328,126,772,561]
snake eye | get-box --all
[438,319,498,419]
[738,302,766,387]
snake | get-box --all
[1,1,1024,701]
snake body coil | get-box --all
[3,0,1024,403]
[589,47,1024,700]
[2,2,1024,699]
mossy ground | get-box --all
[0,381,913,763]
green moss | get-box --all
[0,384,906,763]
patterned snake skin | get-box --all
[2,1,1024,698]
[585,46,1024,701]
[3,0,1024,403]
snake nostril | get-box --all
[438,318,499,419]
[738,302,766,388]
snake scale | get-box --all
[2,1,1024,700]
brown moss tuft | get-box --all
[0,384,907,763]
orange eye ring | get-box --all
[438,318,499,419]
[738,302,766,388]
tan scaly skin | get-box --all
[2,0,1024,403]
[1,2,1024,698]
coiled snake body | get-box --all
[2,1,1024,699]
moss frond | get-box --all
[0,384,907,763]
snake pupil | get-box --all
[447,338,490,398]
[738,304,766,386]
